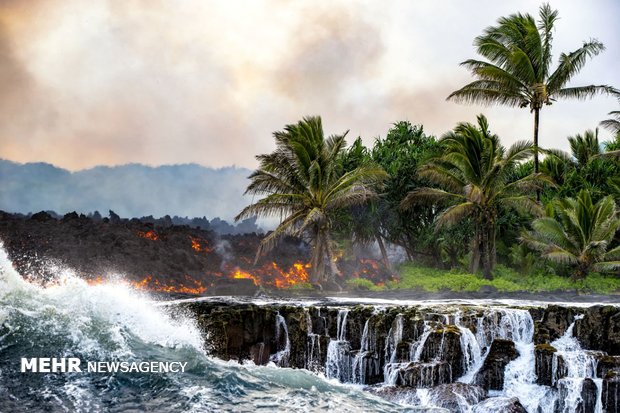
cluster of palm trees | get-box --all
[401,115,549,279]
[237,4,619,285]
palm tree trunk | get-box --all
[534,107,541,202]
[310,228,324,284]
[490,215,497,268]
[470,214,482,273]
[481,224,493,280]
[323,231,341,283]
[470,227,481,273]
[376,234,391,271]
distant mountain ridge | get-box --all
[0,160,253,221]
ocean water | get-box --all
[2,241,613,413]
[0,244,413,413]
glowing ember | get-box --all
[233,269,258,285]
[137,230,159,241]
[190,236,212,253]
[75,255,383,295]
[129,275,207,294]
[86,274,207,295]
[272,261,310,288]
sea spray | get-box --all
[0,243,410,412]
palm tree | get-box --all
[568,129,601,166]
[521,190,620,279]
[401,114,549,279]
[600,93,620,135]
[601,111,620,135]
[448,3,614,180]
[541,129,620,201]
[235,116,387,285]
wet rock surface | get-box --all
[534,343,557,386]
[425,383,487,412]
[574,305,620,355]
[603,376,620,413]
[474,339,518,390]
[177,300,620,412]
[471,397,527,413]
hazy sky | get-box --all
[0,0,618,171]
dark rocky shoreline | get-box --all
[2,210,620,302]
[169,298,620,412]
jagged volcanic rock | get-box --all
[474,338,518,390]
[535,343,557,386]
[0,210,309,292]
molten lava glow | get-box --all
[76,257,389,295]
[272,261,310,288]
[86,275,207,295]
[190,237,212,253]
[233,269,258,285]
[136,230,159,241]
[129,275,207,294]
[353,259,381,279]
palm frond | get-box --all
[547,40,606,92]
[447,81,526,107]
[500,195,543,216]
[554,85,616,101]
[400,188,465,210]
[435,202,476,230]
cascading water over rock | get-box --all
[3,238,620,413]
[185,298,620,413]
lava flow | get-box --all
[230,261,310,288]
[190,236,212,253]
[79,231,388,295]
[136,230,159,241]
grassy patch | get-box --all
[346,277,387,291]
[388,263,620,294]
[285,282,314,291]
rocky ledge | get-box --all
[174,300,620,413]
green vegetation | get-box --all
[401,114,547,279]
[239,3,620,294]
[522,190,620,279]
[601,91,620,134]
[345,278,385,292]
[388,264,620,294]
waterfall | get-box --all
[320,306,613,412]
[496,309,552,413]
[336,309,348,341]
[326,309,352,382]
[454,311,482,383]
[305,309,322,372]
[385,314,404,364]
[270,313,290,367]
[549,315,603,413]
[352,318,371,383]
[411,321,433,362]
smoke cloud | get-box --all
[0,0,618,171]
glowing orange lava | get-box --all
[136,230,159,241]
[129,275,207,294]
[233,269,259,285]
[86,274,207,294]
[190,236,212,253]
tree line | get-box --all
[236,4,620,286]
